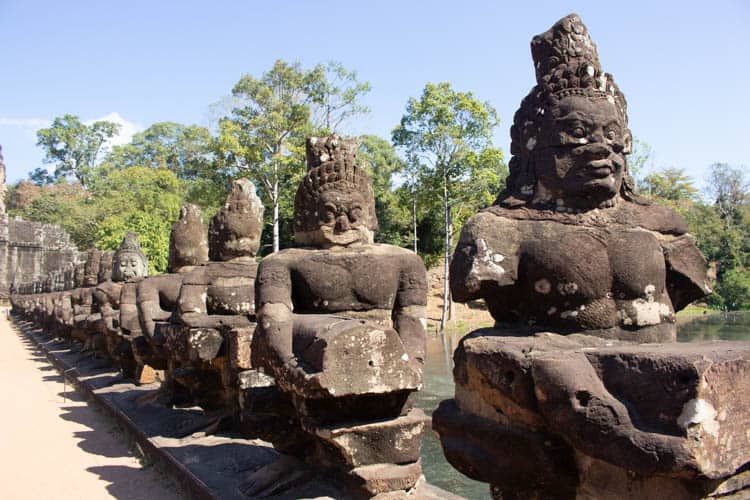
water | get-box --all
[677,311,750,342]
[417,311,750,499]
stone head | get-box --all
[63,263,76,290]
[74,261,86,288]
[112,232,148,282]
[294,135,377,248]
[498,14,638,212]
[209,178,264,261]
[84,248,102,286]
[98,250,115,283]
[169,203,209,272]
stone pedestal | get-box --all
[433,330,750,499]
[158,322,253,410]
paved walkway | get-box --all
[0,315,183,499]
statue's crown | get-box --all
[303,135,368,193]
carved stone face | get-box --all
[114,252,147,282]
[209,179,264,261]
[314,190,372,247]
[533,95,631,208]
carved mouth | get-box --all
[582,159,614,178]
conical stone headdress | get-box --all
[497,13,638,208]
[294,135,377,235]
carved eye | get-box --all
[325,210,336,223]
[571,126,586,138]
[350,207,362,222]
[605,128,618,141]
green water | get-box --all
[677,311,750,342]
[417,311,750,499]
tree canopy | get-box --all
[34,114,120,188]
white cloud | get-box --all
[0,117,51,128]
[85,112,143,148]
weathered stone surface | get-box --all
[436,331,750,498]
[308,408,426,467]
[168,203,209,271]
[345,460,423,498]
[248,134,427,494]
[208,178,263,261]
[227,326,253,371]
[161,324,224,363]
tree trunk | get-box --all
[412,195,418,254]
[272,163,280,253]
[440,176,451,332]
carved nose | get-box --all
[335,215,350,232]
[579,142,611,158]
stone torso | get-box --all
[260,245,423,321]
[94,281,123,311]
[451,202,704,339]
[515,222,671,330]
[180,260,258,316]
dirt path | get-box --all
[0,315,183,499]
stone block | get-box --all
[307,408,427,468]
[436,331,750,498]
[345,460,423,497]
[227,325,254,370]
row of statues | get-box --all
[11,135,429,498]
[11,13,749,499]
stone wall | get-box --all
[0,215,80,302]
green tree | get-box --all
[393,82,504,331]
[35,114,120,188]
[106,122,214,179]
[715,269,750,310]
[705,163,749,225]
[628,138,653,185]
[640,167,698,203]
[104,121,227,216]
[216,60,316,253]
[11,182,101,249]
[357,135,410,246]
[92,166,182,273]
[216,60,370,253]
[308,61,371,133]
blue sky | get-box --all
[1,0,748,194]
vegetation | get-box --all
[393,82,505,331]
[5,61,749,310]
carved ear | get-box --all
[623,129,633,154]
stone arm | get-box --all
[119,282,141,336]
[73,289,93,327]
[532,350,696,476]
[450,213,521,318]
[137,276,180,338]
[92,286,118,333]
[177,282,253,329]
[253,258,299,374]
[57,292,73,326]
[662,235,712,311]
[393,254,428,368]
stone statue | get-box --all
[91,234,148,363]
[160,180,263,409]
[449,14,710,343]
[134,203,209,381]
[248,135,427,498]
[71,249,100,342]
[434,14,748,499]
